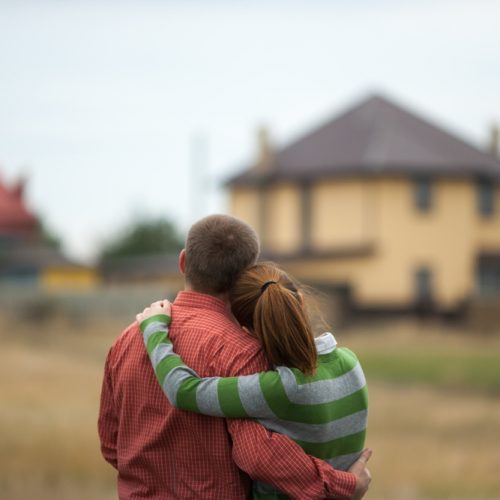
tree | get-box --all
[37,219,61,249]
[99,217,184,262]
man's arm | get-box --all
[97,348,118,469]
[228,419,357,499]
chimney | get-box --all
[255,126,274,172]
[488,123,499,158]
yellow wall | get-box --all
[229,177,500,310]
[41,267,100,291]
[229,187,261,235]
[264,183,302,253]
[311,179,374,249]
[374,179,500,307]
[355,178,475,307]
[230,183,302,253]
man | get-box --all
[98,214,371,499]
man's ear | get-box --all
[179,249,186,274]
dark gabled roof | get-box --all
[227,94,500,185]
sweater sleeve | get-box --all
[139,315,295,418]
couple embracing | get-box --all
[98,214,372,499]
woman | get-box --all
[137,262,368,499]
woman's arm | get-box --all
[138,301,291,418]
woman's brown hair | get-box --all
[230,262,317,375]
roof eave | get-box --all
[225,164,500,187]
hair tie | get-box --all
[260,280,277,294]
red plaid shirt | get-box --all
[98,291,356,499]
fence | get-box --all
[0,283,179,324]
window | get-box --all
[414,177,433,212]
[477,257,500,297]
[477,179,495,217]
[415,266,433,303]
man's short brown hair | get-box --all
[184,214,260,294]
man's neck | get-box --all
[183,283,230,306]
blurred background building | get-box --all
[0,179,184,319]
[227,94,500,320]
[3,93,499,325]
[0,177,97,290]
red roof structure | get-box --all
[0,175,89,282]
[0,178,38,235]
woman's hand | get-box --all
[136,299,172,324]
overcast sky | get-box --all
[1,0,499,262]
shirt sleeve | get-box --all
[229,419,356,500]
[97,347,119,469]
[140,314,292,418]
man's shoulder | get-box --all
[190,310,260,351]
[106,321,143,367]
[112,320,140,346]
[173,305,251,345]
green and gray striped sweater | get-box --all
[140,314,368,500]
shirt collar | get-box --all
[174,290,232,317]
[314,332,337,354]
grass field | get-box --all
[1,315,499,499]
[345,319,500,394]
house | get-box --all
[226,94,500,317]
[0,176,98,290]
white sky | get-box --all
[1,0,499,262]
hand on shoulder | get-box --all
[136,299,172,325]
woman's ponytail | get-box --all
[230,263,317,375]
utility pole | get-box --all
[189,132,208,224]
